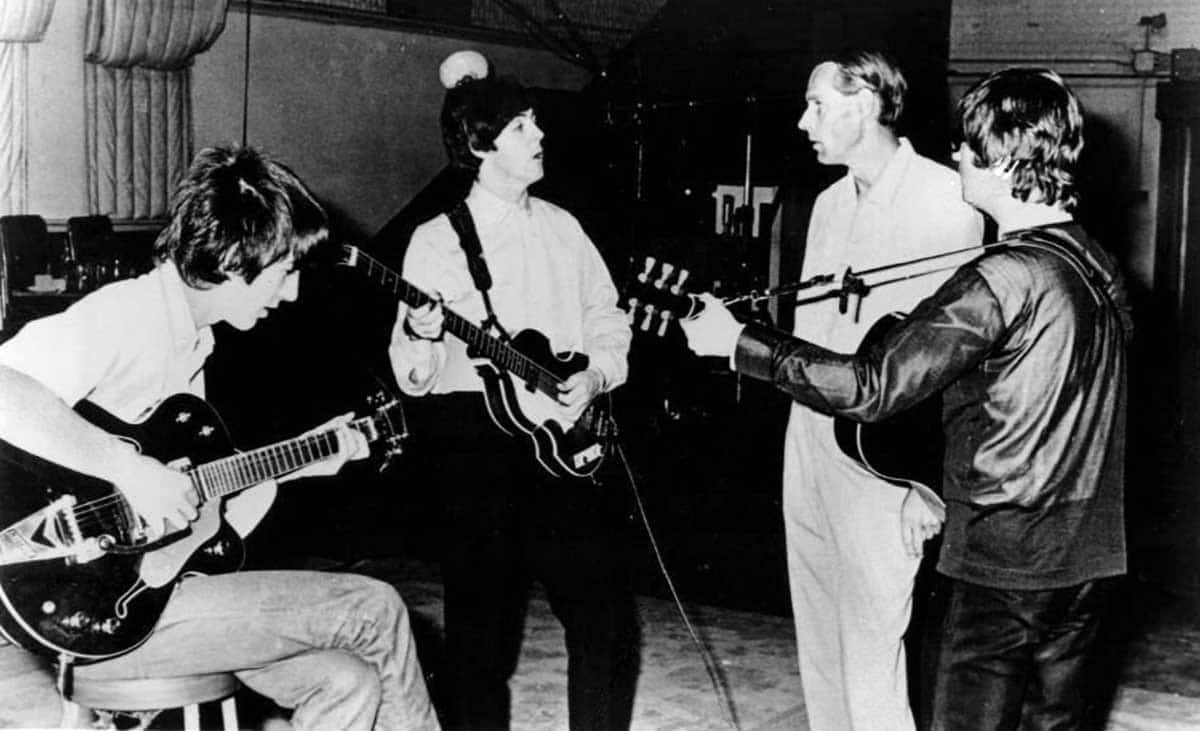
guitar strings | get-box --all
[64,426,355,538]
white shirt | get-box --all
[0,261,213,422]
[390,182,631,395]
[787,138,984,486]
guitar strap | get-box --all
[447,201,510,342]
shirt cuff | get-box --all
[586,350,626,392]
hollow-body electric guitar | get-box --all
[0,392,405,662]
[340,245,612,479]
[831,312,945,501]
[623,258,943,499]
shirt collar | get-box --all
[846,137,916,207]
[466,180,532,230]
[158,260,214,359]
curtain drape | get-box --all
[0,0,56,216]
[84,0,228,219]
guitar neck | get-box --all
[190,413,374,501]
[343,245,564,397]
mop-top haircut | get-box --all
[954,67,1085,210]
[154,144,329,287]
[440,74,536,171]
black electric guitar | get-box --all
[340,245,612,479]
[0,392,406,661]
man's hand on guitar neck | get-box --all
[405,299,446,341]
[557,368,605,422]
[394,299,446,391]
[279,412,370,482]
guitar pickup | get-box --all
[572,444,603,469]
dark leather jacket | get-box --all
[735,223,1131,589]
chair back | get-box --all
[67,215,116,262]
[0,215,51,290]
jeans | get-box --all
[928,577,1118,731]
[75,570,439,731]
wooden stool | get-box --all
[60,672,240,730]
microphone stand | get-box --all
[721,241,995,315]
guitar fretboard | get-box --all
[343,245,564,397]
[191,429,341,500]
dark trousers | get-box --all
[425,395,640,731]
[927,576,1119,731]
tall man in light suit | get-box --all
[778,50,982,729]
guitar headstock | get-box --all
[338,244,362,268]
[360,391,409,471]
[621,256,704,338]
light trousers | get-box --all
[784,420,921,731]
[76,570,439,731]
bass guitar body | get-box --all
[833,313,944,495]
[473,328,610,479]
[0,395,244,661]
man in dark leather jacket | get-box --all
[681,68,1131,729]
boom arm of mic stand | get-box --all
[721,272,838,306]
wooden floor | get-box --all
[3,559,1200,730]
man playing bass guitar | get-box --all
[388,54,638,731]
[0,145,438,730]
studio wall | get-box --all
[21,3,589,234]
[191,8,591,239]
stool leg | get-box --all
[220,695,239,731]
[183,702,200,731]
[59,697,89,729]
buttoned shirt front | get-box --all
[390,182,630,396]
[0,261,213,422]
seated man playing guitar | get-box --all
[387,54,638,731]
[0,145,438,730]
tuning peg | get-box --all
[657,310,673,337]
[653,262,674,290]
[640,303,657,331]
[625,296,641,323]
[637,256,656,283]
[377,437,405,473]
[671,269,690,295]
